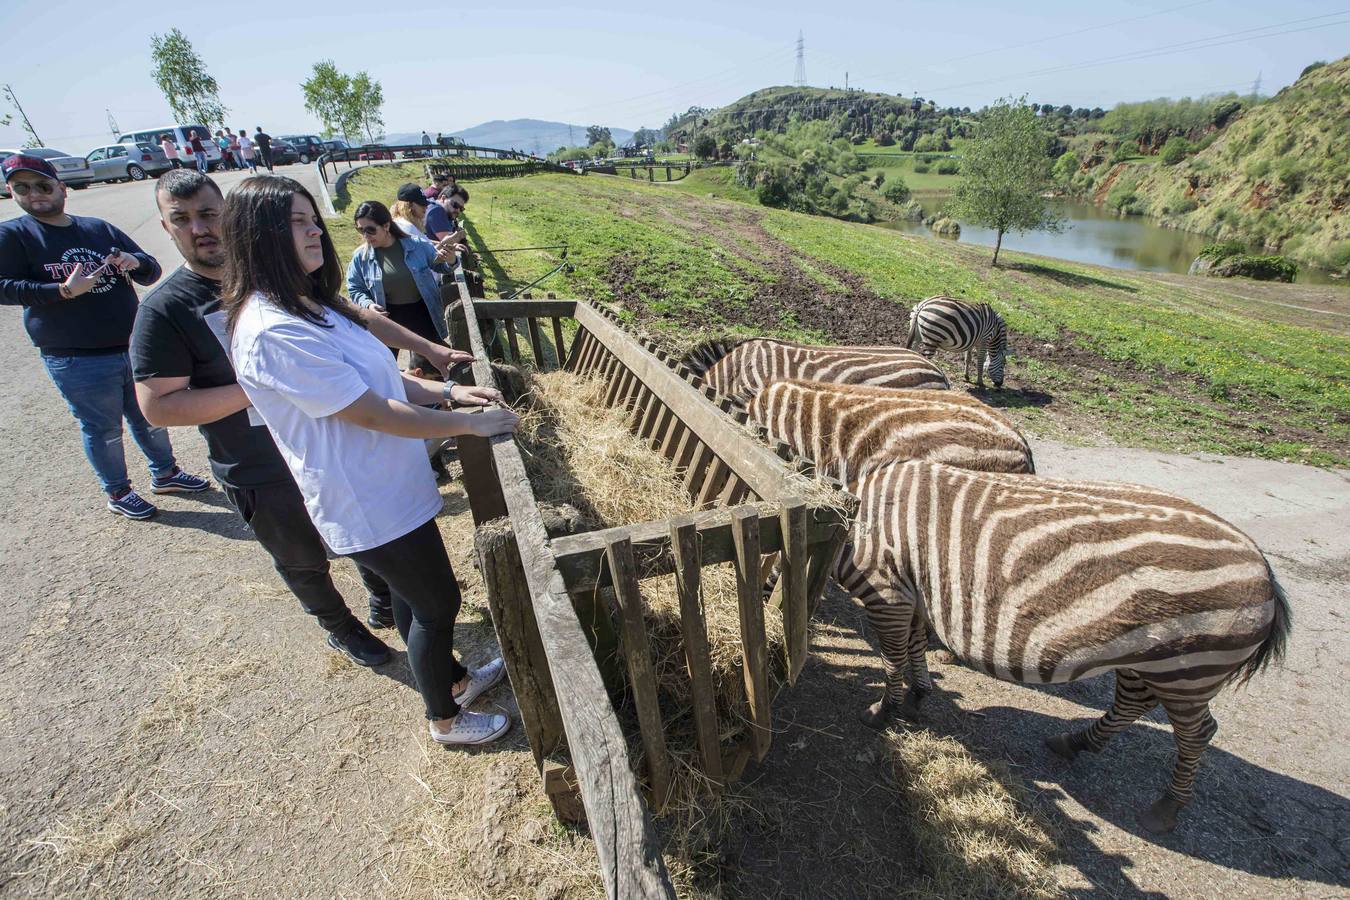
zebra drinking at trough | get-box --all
[680,337,949,404]
[838,459,1289,833]
[747,379,1034,484]
[905,295,1008,389]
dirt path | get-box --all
[1,183,1346,897]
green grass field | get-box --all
[332,165,1350,466]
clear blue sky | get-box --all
[2,0,1345,154]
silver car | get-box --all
[85,142,173,184]
[0,147,96,198]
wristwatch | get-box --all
[441,382,455,406]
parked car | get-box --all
[0,147,95,197]
[401,148,433,159]
[358,144,394,161]
[276,134,325,164]
[85,142,172,183]
[266,139,299,166]
[116,124,224,170]
[321,139,351,155]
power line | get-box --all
[846,0,1216,88]
[915,11,1350,96]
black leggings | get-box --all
[386,300,447,374]
[347,517,468,719]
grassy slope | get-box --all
[333,165,1350,466]
[1073,56,1350,270]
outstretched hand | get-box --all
[449,384,502,406]
[464,406,519,438]
[61,262,102,299]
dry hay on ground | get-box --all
[890,729,1062,899]
[511,368,796,811]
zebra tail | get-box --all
[1231,558,1292,687]
[904,312,919,349]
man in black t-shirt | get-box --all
[253,128,274,173]
[130,170,471,663]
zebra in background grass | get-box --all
[747,380,1034,483]
[837,459,1289,834]
[906,295,1008,389]
[680,337,949,404]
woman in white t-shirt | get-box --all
[222,175,519,747]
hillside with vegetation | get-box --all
[1060,56,1350,273]
[335,165,1349,467]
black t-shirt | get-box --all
[129,266,291,489]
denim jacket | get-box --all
[345,236,452,339]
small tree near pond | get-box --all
[947,97,1062,266]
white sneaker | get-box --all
[429,710,511,746]
[453,657,506,708]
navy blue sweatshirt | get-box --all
[0,214,162,355]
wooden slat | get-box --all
[658,416,687,462]
[778,500,810,685]
[683,442,716,499]
[670,517,723,783]
[638,396,665,442]
[475,526,566,765]
[805,526,848,616]
[717,474,747,507]
[603,361,629,407]
[648,405,676,451]
[573,303,803,502]
[450,262,674,898]
[551,317,568,368]
[565,328,592,373]
[526,317,546,367]
[505,317,522,362]
[731,507,771,761]
[607,536,673,813]
[552,503,842,594]
[695,458,731,509]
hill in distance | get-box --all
[388,120,635,155]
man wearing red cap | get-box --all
[0,153,210,519]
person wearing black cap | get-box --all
[0,154,210,519]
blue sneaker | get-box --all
[149,467,211,494]
[107,489,157,520]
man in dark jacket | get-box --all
[0,154,209,519]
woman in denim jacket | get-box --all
[345,200,452,371]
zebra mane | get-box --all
[679,336,753,376]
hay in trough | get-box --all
[508,367,791,810]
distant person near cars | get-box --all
[0,154,210,519]
[160,133,182,169]
[238,130,258,173]
[214,131,235,170]
[189,130,209,173]
[421,131,431,146]
[226,130,241,169]
[254,128,274,172]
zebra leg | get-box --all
[1139,697,1219,834]
[1046,668,1157,761]
[856,580,919,729]
[899,607,933,718]
[963,348,974,384]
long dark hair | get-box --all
[221,175,364,332]
[353,200,408,241]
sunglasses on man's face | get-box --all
[357,225,383,236]
[448,202,464,212]
[10,179,58,196]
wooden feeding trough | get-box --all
[444,264,852,898]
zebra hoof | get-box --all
[1137,796,1183,834]
[931,649,958,665]
[1045,732,1081,761]
[859,699,895,730]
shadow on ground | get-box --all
[709,587,1349,898]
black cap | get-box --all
[396,182,429,206]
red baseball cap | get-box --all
[2,153,60,182]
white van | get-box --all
[117,124,224,170]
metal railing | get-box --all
[315,143,573,184]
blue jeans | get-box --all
[42,352,177,496]
[194,151,208,173]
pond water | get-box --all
[879,201,1340,286]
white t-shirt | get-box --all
[238,135,254,157]
[394,217,427,240]
[229,295,442,554]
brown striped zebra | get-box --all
[681,337,949,403]
[837,459,1289,833]
[747,380,1034,483]
[905,295,1008,388]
